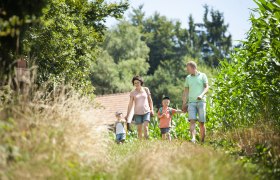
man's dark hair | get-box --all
[132,75,144,86]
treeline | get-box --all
[92,5,232,106]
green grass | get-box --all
[103,140,255,180]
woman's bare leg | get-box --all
[137,124,143,139]
[143,121,149,139]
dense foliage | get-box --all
[210,0,280,128]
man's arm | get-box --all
[182,87,189,104]
[182,87,189,112]
[197,83,209,100]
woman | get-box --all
[125,75,154,139]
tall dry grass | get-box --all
[0,82,109,179]
[209,121,280,179]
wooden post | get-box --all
[14,57,30,95]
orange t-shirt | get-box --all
[158,107,176,128]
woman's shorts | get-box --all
[134,112,150,125]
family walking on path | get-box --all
[115,61,209,143]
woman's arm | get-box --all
[125,96,134,120]
[148,95,154,113]
[145,87,154,115]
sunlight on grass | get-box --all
[106,140,254,180]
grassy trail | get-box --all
[97,140,255,180]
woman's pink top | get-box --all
[130,87,151,115]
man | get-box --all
[182,61,209,143]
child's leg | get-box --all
[121,133,126,143]
[116,134,120,144]
[167,132,171,141]
[162,133,166,140]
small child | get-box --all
[115,111,126,144]
[158,96,183,141]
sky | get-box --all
[105,0,258,44]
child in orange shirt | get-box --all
[158,96,183,141]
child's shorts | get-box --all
[116,133,126,142]
[160,127,170,134]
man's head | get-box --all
[186,61,197,75]
[162,96,170,107]
[115,111,123,119]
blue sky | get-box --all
[105,0,258,44]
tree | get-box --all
[186,15,201,58]
[130,11,190,74]
[129,4,145,29]
[23,0,128,94]
[91,21,150,94]
[145,60,185,107]
[202,5,232,66]
[103,21,149,63]
[90,51,119,94]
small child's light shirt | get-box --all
[116,121,125,134]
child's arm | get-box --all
[173,109,184,114]
[176,109,184,113]
[157,111,165,119]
